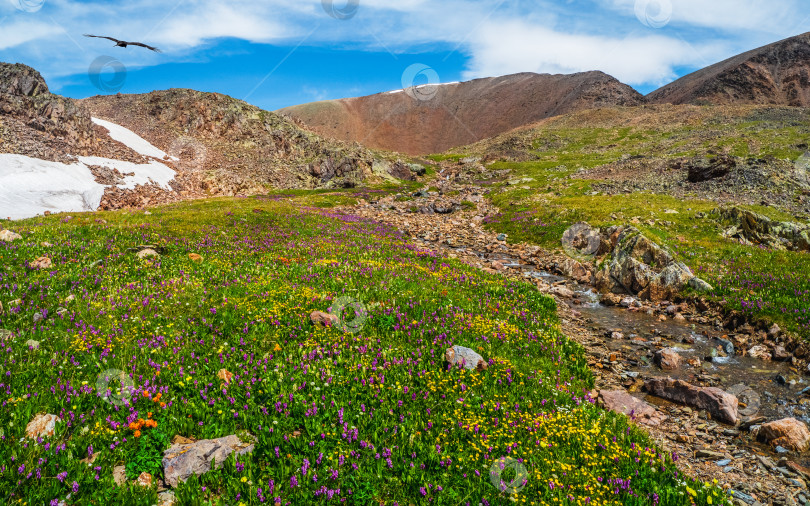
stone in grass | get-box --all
[29,256,52,269]
[446,345,487,371]
[25,339,40,350]
[162,434,255,488]
[136,249,160,260]
[113,466,126,486]
[188,253,203,263]
[0,230,22,242]
[26,413,60,439]
[136,472,153,488]
[310,311,339,327]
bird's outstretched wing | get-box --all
[128,41,162,53]
[83,34,122,44]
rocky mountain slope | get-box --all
[81,91,418,195]
[648,32,810,106]
[278,71,644,155]
[0,63,143,164]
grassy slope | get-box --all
[0,196,725,505]
[436,105,810,338]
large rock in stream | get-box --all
[591,226,712,301]
[644,377,738,424]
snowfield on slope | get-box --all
[0,119,176,220]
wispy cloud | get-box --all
[0,0,807,96]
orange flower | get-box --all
[129,422,137,430]
[142,391,149,398]
[134,430,141,438]
[160,402,166,408]
[147,412,152,418]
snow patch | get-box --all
[386,82,460,94]
[0,154,105,221]
[91,117,178,161]
[79,157,176,190]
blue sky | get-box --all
[0,0,808,111]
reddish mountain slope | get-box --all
[648,32,810,106]
[278,71,644,155]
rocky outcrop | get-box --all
[644,377,738,424]
[714,206,810,252]
[81,90,417,193]
[684,154,736,183]
[590,226,712,301]
[0,230,22,242]
[0,62,98,162]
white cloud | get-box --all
[602,0,802,34]
[0,0,807,95]
[463,19,728,86]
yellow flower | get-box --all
[241,476,247,483]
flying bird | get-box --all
[83,34,162,53]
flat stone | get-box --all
[113,466,126,486]
[29,256,52,269]
[645,377,738,424]
[598,390,666,426]
[163,434,255,488]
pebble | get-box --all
[716,459,732,466]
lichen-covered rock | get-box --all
[0,230,23,242]
[29,256,52,269]
[26,413,60,439]
[446,345,487,371]
[310,311,339,327]
[163,434,255,488]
